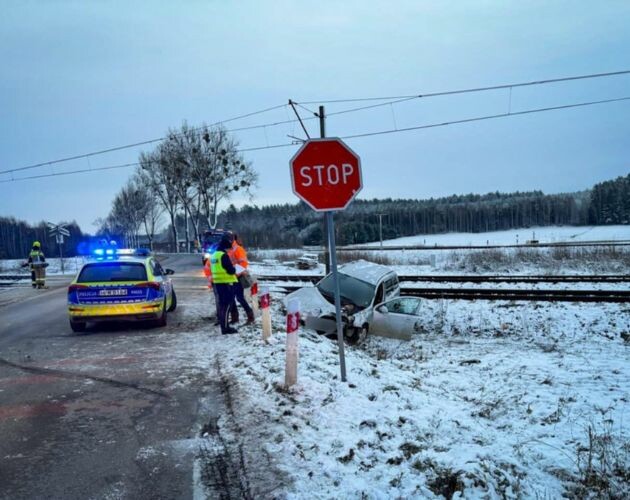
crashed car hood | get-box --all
[285,286,335,318]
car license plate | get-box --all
[99,289,128,297]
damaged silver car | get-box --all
[285,260,400,343]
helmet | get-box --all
[32,241,41,248]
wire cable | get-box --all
[2,95,628,184]
[339,96,630,140]
[0,103,288,176]
[297,69,630,104]
[2,69,629,177]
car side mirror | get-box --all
[377,305,388,314]
[165,269,175,275]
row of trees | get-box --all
[98,123,257,251]
[588,174,630,225]
[216,177,626,247]
[0,218,84,259]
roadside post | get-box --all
[250,281,259,316]
[260,285,272,342]
[285,298,300,387]
[48,222,70,274]
[289,137,362,382]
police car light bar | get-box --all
[90,247,150,258]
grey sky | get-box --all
[1,0,629,231]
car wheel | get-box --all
[70,320,86,333]
[154,298,168,327]
[345,324,368,345]
[167,289,177,312]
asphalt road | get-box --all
[0,254,251,499]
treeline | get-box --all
[218,174,628,248]
[0,218,85,259]
[588,174,630,224]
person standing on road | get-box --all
[203,251,220,324]
[210,235,239,335]
[227,233,255,325]
[23,241,46,289]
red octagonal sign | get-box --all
[290,138,362,212]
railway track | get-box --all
[269,284,630,303]
[256,274,630,284]
[258,273,630,302]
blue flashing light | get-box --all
[105,249,114,255]
[94,248,104,256]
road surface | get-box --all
[0,254,274,499]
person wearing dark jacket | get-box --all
[210,235,239,334]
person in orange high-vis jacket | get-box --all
[227,233,254,324]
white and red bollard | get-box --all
[285,298,300,387]
[260,285,272,342]
[250,281,259,316]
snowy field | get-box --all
[194,290,629,498]
[359,225,630,247]
[249,232,630,277]
[0,256,87,276]
[207,227,630,497]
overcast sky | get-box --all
[1,1,629,231]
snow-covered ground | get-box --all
[250,244,630,277]
[202,293,630,499]
[0,257,86,276]
[360,225,630,247]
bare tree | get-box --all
[185,124,257,229]
[105,181,144,247]
[139,151,180,252]
[133,170,164,250]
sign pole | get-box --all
[58,235,64,274]
[326,211,347,382]
[320,106,331,275]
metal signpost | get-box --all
[289,137,362,382]
[48,222,70,274]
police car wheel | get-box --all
[70,320,86,333]
[167,290,177,312]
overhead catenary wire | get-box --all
[0,103,289,176]
[3,94,628,184]
[2,69,628,178]
[339,95,630,140]
[297,69,630,104]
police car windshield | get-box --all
[77,262,148,283]
[317,273,375,308]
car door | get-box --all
[150,259,171,298]
[370,297,423,340]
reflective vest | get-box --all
[210,251,237,284]
[29,250,45,265]
[228,243,249,274]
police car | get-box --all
[67,248,176,332]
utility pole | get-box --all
[319,105,330,274]
[377,213,386,248]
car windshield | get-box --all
[77,262,148,283]
[317,273,376,308]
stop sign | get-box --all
[290,138,362,211]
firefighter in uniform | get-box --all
[25,241,47,289]
[228,233,255,325]
[210,235,238,334]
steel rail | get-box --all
[255,274,630,284]
[269,284,630,303]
